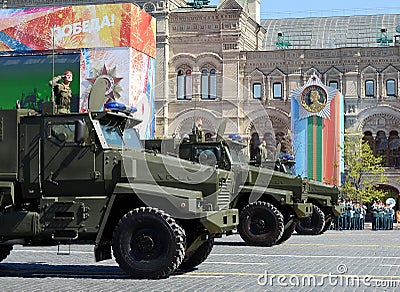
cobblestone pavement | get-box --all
[1,229,400,292]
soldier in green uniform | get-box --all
[49,70,73,113]
[354,203,361,230]
[388,205,395,230]
[345,200,353,230]
[384,203,393,230]
[338,199,346,230]
[378,200,384,230]
[383,203,389,230]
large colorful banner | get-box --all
[0,3,156,58]
[291,74,344,185]
[79,47,155,139]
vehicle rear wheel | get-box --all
[275,218,296,244]
[295,205,325,235]
[179,238,214,270]
[238,201,284,246]
[112,207,186,279]
[0,246,13,262]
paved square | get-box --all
[1,229,400,291]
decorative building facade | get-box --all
[3,0,400,191]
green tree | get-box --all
[342,131,387,203]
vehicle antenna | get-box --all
[51,0,55,103]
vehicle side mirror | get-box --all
[75,120,86,144]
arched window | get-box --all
[201,69,217,99]
[362,131,374,150]
[386,79,396,96]
[365,80,375,97]
[273,82,282,99]
[253,83,262,99]
[374,130,388,165]
[177,68,192,100]
[388,130,400,167]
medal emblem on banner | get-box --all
[291,73,338,120]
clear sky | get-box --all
[209,0,400,19]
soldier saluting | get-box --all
[49,70,73,113]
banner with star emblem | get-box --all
[79,47,155,139]
[291,73,344,185]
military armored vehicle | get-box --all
[145,128,313,247]
[273,154,343,235]
[0,90,238,278]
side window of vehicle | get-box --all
[196,147,220,166]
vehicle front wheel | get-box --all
[238,201,284,246]
[295,205,325,235]
[275,218,296,244]
[179,238,214,270]
[112,207,186,279]
[0,246,13,262]
[320,214,332,234]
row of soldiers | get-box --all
[370,200,395,230]
[332,199,395,230]
[333,200,366,230]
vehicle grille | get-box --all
[218,178,232,210]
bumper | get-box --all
[200,208,239,234]
[293,202,313,218]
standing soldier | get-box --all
[360,204,366,230]
[389,206,395,230]
[371,201,378,230]
[384,203,393,230]
[354,203,361,230]
[49,70,73,113]
[378,200,384,230]
[339,199,346,230]
[345,200,353,230]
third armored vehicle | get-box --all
[275,156,343,234]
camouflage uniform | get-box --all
[49,75,72,113]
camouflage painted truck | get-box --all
[145,131,313,246]
[0,100,238,279]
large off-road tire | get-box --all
[0,246,13,262]
[275,218,296,244]
[238,201,284,246]
[295,205,325,235]
[112,207,186,279]
[320,214,332,234]
[179,238,214,270]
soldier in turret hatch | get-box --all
[192,117,205,142]
[250,132,261,164]
[49,70,73,113]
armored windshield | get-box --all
[226,140,249,164]
[93,112,143,150]
[99,120,142,150]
